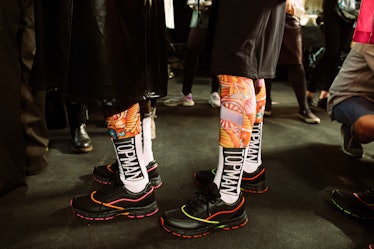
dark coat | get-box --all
[209,0,286,79]
[32,0,168,108]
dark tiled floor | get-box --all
[1,73,374,249]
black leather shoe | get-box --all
[71,124,93,153]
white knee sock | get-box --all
[142,115,155,165]
[243,122,262,173]
[213,146,247,204]
[113,134,149,193]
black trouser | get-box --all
[0,0,28,196]
[182,27,219,95]
[307,0,355,93]
[21,85,49,174]
[266,64,308,112]
[66,102,89,132]
[20,0,49,174]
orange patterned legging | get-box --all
[219,75,256,148]
[106,103,141,139]
[254,78,266,123]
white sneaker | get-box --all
[297,109,320,124]
[163,92,195,107]
[209,92,220,108]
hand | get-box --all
[286,0,296,15]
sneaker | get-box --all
[341,125,364,158]
[160,183,248,238]
[331,188,374,220]
[71,181,158,220]
[163,92,195,107]
[93,160,162,188]
[298,109,320,124]
[209,92,220,108]
[194,165,268,194]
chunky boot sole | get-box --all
[160,209,248,239]
[240,181,268,194]
[71,145,93,153]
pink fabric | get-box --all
[353,0,374,44]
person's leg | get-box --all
[241,79,268,193]
[264,79,272,116]
[209,76,221,108]
[163,28,207,107]
[289,64,308,111]
[0,0,27,201]
[332,97,374,158]
[319,4,355,101]
[71,103,158,220]
[139,100,162,188]
[306,0,347,104]
[213,75,255,202]
[19,0,49,175]
[150,98,157,139]
[21,85,49,175]
[194,80,267,192]
[354,115,374,144]
[288,64,320,124]
[311,0,354,108]
[182,27,207,95]
[161,75,255,237]
[66,102,92,153]
[92,100,162,187]
[105,104,150,192]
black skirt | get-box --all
[32,0,168,109]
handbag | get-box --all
[335,0,360,22]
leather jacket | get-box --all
[31,0,168,108]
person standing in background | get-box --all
[1,0,49,201]
[327,0,371,159]
[163,0,221,108]
[31,0,168,219]
[66,102,92,153]
[20,0,49,176]
[306,0,357,109]
[265,0,320,124]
